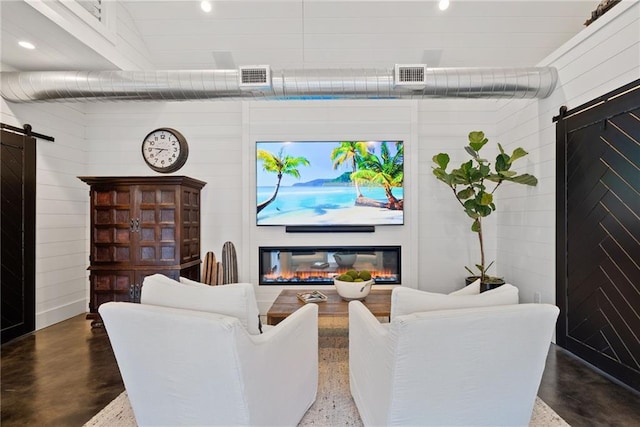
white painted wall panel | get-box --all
[114,2,155,67]
[496,1,640,304]
[84,101,245,275]
[1,99,88,329]
[417,99,499,293]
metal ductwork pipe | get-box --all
[0,67,557,103]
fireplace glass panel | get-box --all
[259,246,400,285]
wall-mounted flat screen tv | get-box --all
[256,140,404,226]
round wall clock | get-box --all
[141,127,189,173]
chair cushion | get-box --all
[448,278,481,295]
[141,274,261,335]
[390,283,519,320]
[179,276,209,287]
[178,276,263,333]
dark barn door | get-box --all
[556,80,640,392]
[1,127,36,344]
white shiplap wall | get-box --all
[84,101,245,261]
[416,99,500,293]
[1,99,89,329]
[111,1,155,68]
[83,99,499,313]
[495,1,640,304]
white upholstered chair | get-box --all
[144,273,263,334]
[349,299,559,426]
[99,274,318,426]
[390,281,520,319]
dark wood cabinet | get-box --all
[79,176,206,326]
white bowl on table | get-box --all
[334,278,373,301]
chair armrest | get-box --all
[236,303,318,426]
[348,301,393,426]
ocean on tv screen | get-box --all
[257,185,404,225]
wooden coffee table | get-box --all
[266,288,392,325]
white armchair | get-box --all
[143,273,263,334]
[100,302,318,426]
[349,301,559,426]
[391,282,520,319]
[99,276,319,426]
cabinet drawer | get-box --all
[92,271,135,291]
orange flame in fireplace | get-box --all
[263,267,396,281]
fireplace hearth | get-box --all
[259,246,401,286]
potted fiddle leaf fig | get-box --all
[432,131,538,289]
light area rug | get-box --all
[85,318,569,427]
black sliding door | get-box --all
[556,80,640,391]
[1,128,36,344]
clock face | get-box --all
[141,128,188,173]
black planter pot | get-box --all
[465,276,506,293]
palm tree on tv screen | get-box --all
[330,141,369,198]
[256,148,310,213]
[351,141,404,210]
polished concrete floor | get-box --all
[2,314,640,426]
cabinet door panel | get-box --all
[181,187,201,262]
[159,208,175,223]
[161,227,175,241]
[139,188,156,204]
[135,185,180,265]
[139,246,156,262]
[140,227,155,241]
[89,271,135,313]
[115,228,130,243]
[91,186,134,264]
[113,247,132,262]
[160,246,176,261]
[140,208,156,223]
[159,189,176,204]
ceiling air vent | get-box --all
[394,64,427,88]
[239,66,272,89]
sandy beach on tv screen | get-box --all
[258,205,403,225]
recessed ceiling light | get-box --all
[18,41,35,50]
[201,1,212,13]
[439,0,450,11]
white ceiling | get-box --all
[1,0,601,72]
[0,1,116,71]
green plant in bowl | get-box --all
[334,270,374,301]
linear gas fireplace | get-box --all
[259,246,401,286]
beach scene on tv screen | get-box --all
[256,140,404,226]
